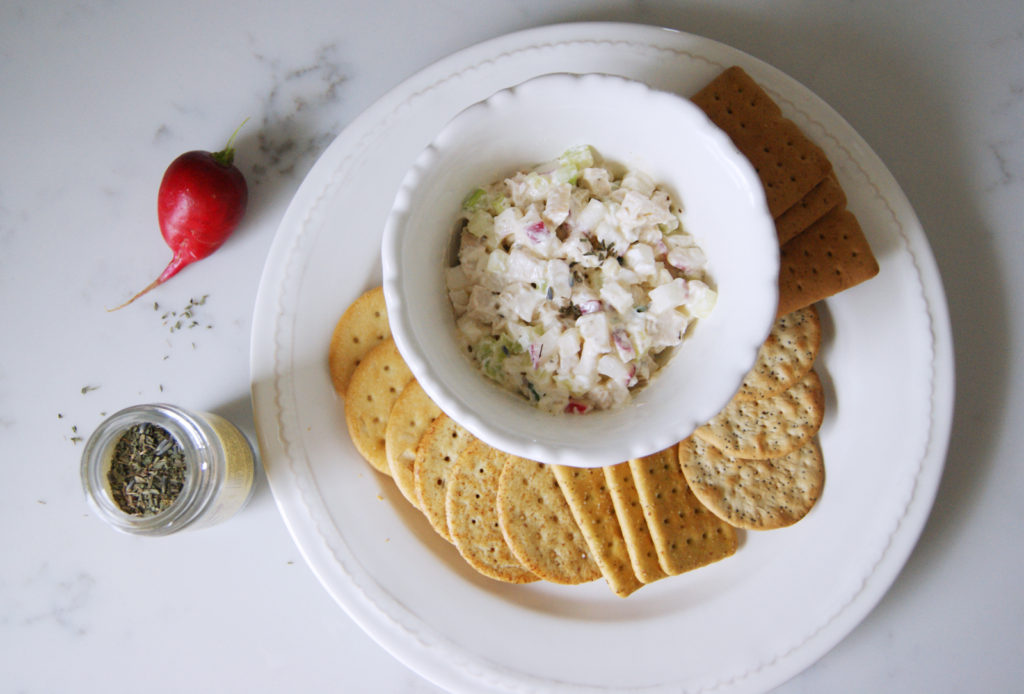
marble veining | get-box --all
[248,40,349,186]
[3,566,95,638]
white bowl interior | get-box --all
[383,73,778,467]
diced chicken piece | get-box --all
[646,308,689,350]
[616,190,676,236]
[500,284,544,323]
[543,182,572,228]
[684,280,717,319]
[493,207,521,243]
[546,259,572,302]
[623,243,657,279]
[597,354,632,386]
[600,279,634,314]
[579,167,612,197]
[508,172,551,207]
[576,312,611,353]
[620,169,656,196]
[666,244,708,275]
[455,315,488,345]
[648,277,690,314]
[506,248,547,284]
[600,257,639,286]
[557,327,582,376]
[466,285,499,322]
[570,341,603,392]
[575,198,607,233]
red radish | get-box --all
[111,121,249,310]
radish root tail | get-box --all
[107,278,162,312]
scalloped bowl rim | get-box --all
[382,72,778,467]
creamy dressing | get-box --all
[445,146,715,414]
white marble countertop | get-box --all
[2,1,1021,692]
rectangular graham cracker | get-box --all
[774,174,847,245]
[552,465,644,597]
[602,462,667,584]
[691,66,832,217]
[776,206,880,316]
[627,447,738,576]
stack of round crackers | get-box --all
[682,306,826,531]
[329,285,827,598]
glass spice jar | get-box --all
[81,403,256,536]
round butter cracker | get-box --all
[736,305,821,401]
[679,435,825,530]
[385,380,442,509]
[497,455,601,585]
[413,413,474,543]
[695,369,825,459]
[445,439,538,584]
[329,286,389,397]
[343,337,413,475]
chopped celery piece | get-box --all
[560,145,595,170]
[555,145,596,184]
[462,187,487,210]
[552,161,578,184]
[490,194,509,215]
[475,334,523,381]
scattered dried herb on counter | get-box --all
[161,294,211,333]
[158,294,215,341]
[107,423,187,516]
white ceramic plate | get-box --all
[250,22,954,694]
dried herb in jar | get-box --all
[107,423,186,516]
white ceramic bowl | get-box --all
[382,72,778,467]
